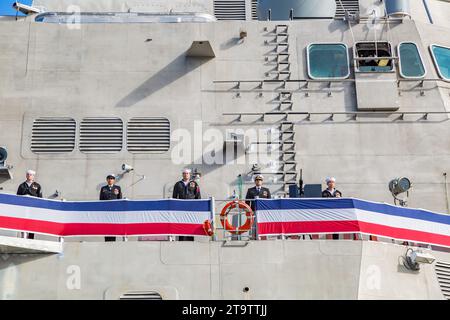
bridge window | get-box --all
[430,45,450,81]
[355,42,394,72]
[307,43,350,79]
[398,42,426,79]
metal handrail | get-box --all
[213,78,449,85]
[213,79,356,84]
[353,57,399,61]
[223,111,450,116]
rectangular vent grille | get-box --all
[127,117,170,153]
[119,291,162,300]
[214,0,246,20]
[435,261,450,300]
[252,0,258,20]
[79,117,123,153]
[335,0,360,18]
[31,118,76,154]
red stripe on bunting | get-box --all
[257,220,450,247]
[358,221,450,247]
[0,216,207,236]
[257,220,360,235]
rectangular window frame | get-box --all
[354,41,396,74]
[430,44,450,82]
[306,42,350,80]
[397,42,427,79]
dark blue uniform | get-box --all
[321,189,342,198]
[172,180,201,199]
[17,181,42,198]
[99,185,122,200]
[245,186,271,211]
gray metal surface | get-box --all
[0,240,447,299]
[1,14,447,210]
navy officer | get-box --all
[321,177,342,198]
[16,169,42,239]
[99,174,122,241]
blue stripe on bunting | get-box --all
[352,199,450,225]
[0,193,210,212]
[255,198,355,210]
[255,198,450,225]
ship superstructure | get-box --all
[0,0,449,299]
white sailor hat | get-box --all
[182,168,191,174]
[106,174,116,179]
[326,177,336,183]
[255,174,264,180]
[26,169,36,175]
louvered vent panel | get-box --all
[31,118,76,154]
[252,0,258,20]
[127,117,170,153]
[435,261,450,300]
[79,118,123,153]
[335,0,360,18]
[119,291,163,300]
[214,0,246,20]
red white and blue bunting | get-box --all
[0,193,212,237]
[255,198,450,247]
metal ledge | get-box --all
[0,167,13,180]
[186,41,215,58]
[0,235,62,254]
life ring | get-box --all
[220,201,254,235]
[203,220,214,236]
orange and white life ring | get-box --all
[220,201,254,235]
[203,219,214,236]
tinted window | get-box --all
[398,42,426,78]
[307,44,350,79]
[431,45,450,80]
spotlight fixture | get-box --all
[404,248,435,271]
[389,177,411,207]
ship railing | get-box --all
[213,78,450,86]
[222,111,450,123]
[213,78,450,91]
